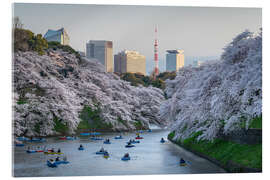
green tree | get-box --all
[13,28,48,55]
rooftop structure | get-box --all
[44,28,70,45]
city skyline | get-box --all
[13,3,261,74]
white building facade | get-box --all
[114,50,146,75]
[166,50,185,72]
[86,40,113,72]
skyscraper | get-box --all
[114,50,146,75]
[86,40,113,72]
[44,27,70,45]
[166,50,185,72]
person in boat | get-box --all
[100,147,105,152]
[55,157,60,162]
[106,139,110,143]
[127,142,132,146]
[27,146,30,150]
[180,158,186,164]
[51,148,55,152]
[79,144,83,148]
[63,156,67,162]
[57,148,61,153]
[124,153,129,158]
[161,138,165,142]
[49,159,55,164]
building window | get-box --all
[90,44,95,58]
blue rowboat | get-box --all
[26,150,37,153]
[55,161,69,165]
[16,144,24,147]
[96,151,106,155]
[47,160,57,168]
[27,138,46,142]
[125,144,135,148]
[121,156,131,161]
[78,147,84,151]
[17,137,29,141]
[114,136,123,139]
[126,141,140,144]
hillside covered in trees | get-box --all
[13,28,165,137]
[160,29,262,141]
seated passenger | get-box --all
[55,157,60,161]
[57,148,61,153]
[124,153,129,158]
[180,158,186,164]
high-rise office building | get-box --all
[44,27,70,45]
[166,50,185,72]
[114,50,146,75]
[86,40,113,72]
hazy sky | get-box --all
[13,3,261,73]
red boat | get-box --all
[59,137,67,140]
[135,137,143,139]
[36,150,44,152]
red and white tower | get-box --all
[154,27,159,79]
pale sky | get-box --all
[13,3,261,73]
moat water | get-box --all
[13,129,225,177]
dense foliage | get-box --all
[13,28,48,55]
[13,50,165,136]
[48,41,81,60]
[160,29,262,141]
[168,131,262,171]
[119,71,176,90]
[78,105,113,131]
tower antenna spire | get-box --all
[154,26,159,79]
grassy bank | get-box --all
[168,131,262,172]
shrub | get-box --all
[53,116,69,134]
[78,105,112,131]
[13,28,48,55]
[119,72,169,90]
[48,41,81,60]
